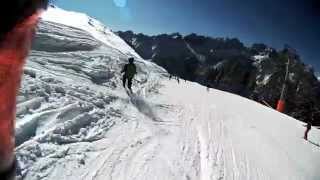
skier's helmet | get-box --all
[129,57,134,63]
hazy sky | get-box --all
[55,0,320,71]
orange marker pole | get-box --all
[276,99,285,113]
[277,57,290,113]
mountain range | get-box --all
[117,31,320,125]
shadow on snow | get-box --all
[127,92,163,123]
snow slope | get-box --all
[41,6,141,58]
[16,6,320,180]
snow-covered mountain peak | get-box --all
[41,6,141,58]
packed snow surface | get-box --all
[16,6,320,180]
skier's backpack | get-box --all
[126,64,136,78]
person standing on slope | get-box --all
[303,101,315,141]
[304,121,312,140]
[121,57,137,92]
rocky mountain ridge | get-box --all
[117,31,320,125]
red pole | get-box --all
[277,57,290,113]
[276,99,285,112]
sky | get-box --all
[54,0,320,71]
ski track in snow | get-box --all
[15,6,320,180]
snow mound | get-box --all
[32,21,101,52]
[41,6,141,58]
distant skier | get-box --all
[304,121,312,140]
[206,83,212,92]
[303,101,315,141]
[121,57,137,92]
[176,76,180,84]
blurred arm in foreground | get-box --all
[0,1,48,179]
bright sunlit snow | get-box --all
[41,6,140,58]
[16,6,320,180]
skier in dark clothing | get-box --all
[304,121,312,140]
[303,101,315,141]
[121,57,137,91]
